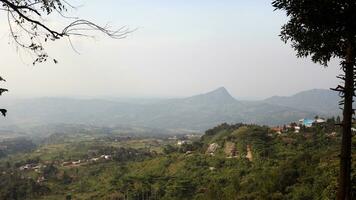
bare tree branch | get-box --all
[0,0,133,64]
[0,0,133,117]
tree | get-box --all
[66,194,72,200]
[272,1,356,199]
[42,163,58,179]
[0,0,131,116]
[337,116,342,124]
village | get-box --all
[14,152,114,183]
[271,117,329,134]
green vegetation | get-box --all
[0,138,36,159]
[272,1,356,198]
[0,121,355,199]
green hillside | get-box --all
[0,121,355,200]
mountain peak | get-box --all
[184,87,236,104]
[212,86,228,92]
[207,87,231,96]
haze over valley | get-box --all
[0,87,340,136]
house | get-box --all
[315,118,326,123]
[100,155,112,160]
[271,127,282,134]
[177,140,188,146]
[62,161,72,166]
[90,157,100,162]
[72,160,81,165]
[299,119,314,127]
[19,164,37,171]
[294,126,301,133]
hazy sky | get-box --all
[0,0,341,100]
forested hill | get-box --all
[152,122,352,199]
[0,88,339,132]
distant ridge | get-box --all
[0,88,340,133]
[263,89,340,116]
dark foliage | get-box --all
[0,138,36,158]
[272,1,356,199]
[0,173,50,200]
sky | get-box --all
[0,0,341,100]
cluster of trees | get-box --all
[0,138,36,158]
[0,172,50,200]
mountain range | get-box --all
[0,87,341,133]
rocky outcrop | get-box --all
[246,145,253,161]
[206,143,219,155]
[224,142,237,157]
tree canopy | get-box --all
[272,0,356,65]
[272,1,356,199]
